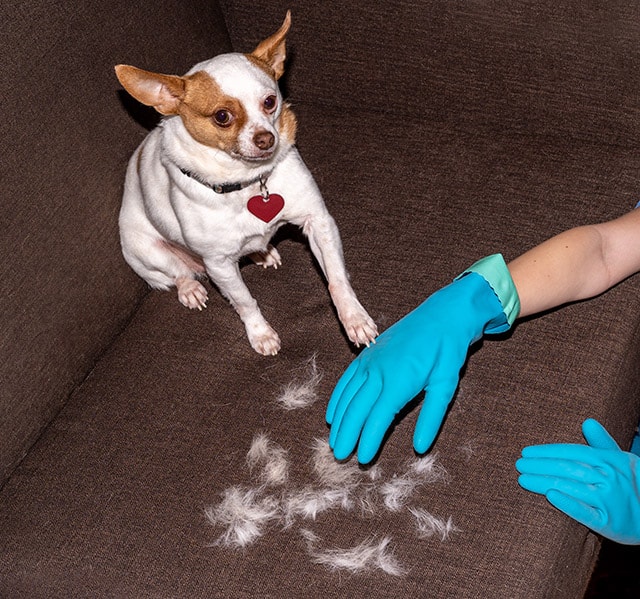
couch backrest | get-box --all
[0,0,231,485]
[220,1,640,148]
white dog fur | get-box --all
[300,529,406,577]
[115,12,377,355]
[274,354,322,410]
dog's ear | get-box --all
[115,65,186,115]
[251,10,291,80]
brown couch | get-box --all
[2,1,640,597]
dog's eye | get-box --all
[213,109,234,127]
[263,95,278,113]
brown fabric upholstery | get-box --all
[2,1,640,597]
[0,0,231,483]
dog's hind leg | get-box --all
[174,276,209,310]
[247,244,282,269]
[121,232,209,310]
[159,240,209,309]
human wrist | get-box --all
[455,253,521,334]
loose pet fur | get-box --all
[273,354,322,410]
[115,12,377,354]
[300,529,406,577]
[206,431,456,553]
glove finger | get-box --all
[331,371,384,461]
[515,457,603,485]
[326,359,360,424]
[328,363,370,449]
[546,489,605,531]
[582,419,621,451]
[518,472,550,495]
[521,443,600,463]
[412,376,459,454]
[517,470,602,501]
[355,379,410,465]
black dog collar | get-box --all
[179,167,272,195]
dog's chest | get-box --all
[164,149,315,259]
[178,188,288,256]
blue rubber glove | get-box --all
[326,254,520,464]
[516,419,640,545]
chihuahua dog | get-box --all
[115,12,377,355]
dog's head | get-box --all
[115,11,296,162]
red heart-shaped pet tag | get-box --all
[247,193,285,223]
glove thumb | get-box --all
[582,418,620,451]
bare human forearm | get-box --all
[508,208,640,319]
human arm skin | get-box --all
[509,208,640,317]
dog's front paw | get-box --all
[247,322,281,356]
[343,311,378,348]
[176,277,208,310]
[248,245,282,269]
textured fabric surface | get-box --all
[2,0,640,597]
[1,104,640,597]
[0,0,231,484]
[220,0,640,146]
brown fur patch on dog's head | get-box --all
[176,71,248,153]
[279,103,297,145]
[115,65,249,154]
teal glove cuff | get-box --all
[455,253,521,334]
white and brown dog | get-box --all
[115,12,377,355]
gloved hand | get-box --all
[516,419,640,545]
[326,254,520,464]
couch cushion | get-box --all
[0,0,231,484]
[1,105,639,597]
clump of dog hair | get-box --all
[206,430,458,570]
[283,486,354,526]
[205,486,280,548]
[300,529,406,577]
[409,453,448,481]
[246,432,289,487]
[409,507,459,541]
[380,476,419,512]
[281,439,367,525]
[274,354,322,410]
[310,438,390,515]
[311,437,363,488]
[379,453,448,512]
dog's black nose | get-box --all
[253,131,275,151]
